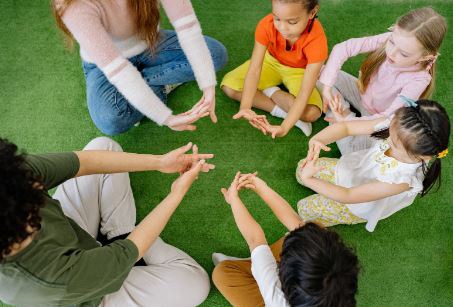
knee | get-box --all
[177,265,211,306]
[84,137,123,152]
[221,85,241,101]
[205,36,228,71]
[212,262,229,292]
[301,106,322,122]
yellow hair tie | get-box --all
[437,148,448,159]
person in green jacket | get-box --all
[0,136,214,306]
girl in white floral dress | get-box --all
[296,99,449,232]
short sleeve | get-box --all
[304,21,328,64]
[251,245,289,307]
[255,16,270,46]
[373,117,392,132]
[63,239,139,301]
[25,153,80,190]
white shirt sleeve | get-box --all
[251,245,290,307]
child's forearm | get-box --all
[255,183,303,231]
[311,122,349,145]
[230,197,267,251]
[281,63,322,131]
[240,69,261,110]
[302,177,354,203]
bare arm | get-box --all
[229,197,267,252]
[239,41,268,110]
[281,62,323,133]
[127,160,207,260]
[75,151,161,177]
[299,160,410,203]
[75,142,214,177]
[247,176,303,231]
[221,172,267,252]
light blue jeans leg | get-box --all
[84,30,227,135]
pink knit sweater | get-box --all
[320,32,431,119]
[60,0,217,125]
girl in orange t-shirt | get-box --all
[221,0,328,137]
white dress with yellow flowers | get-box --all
[297,139,424,232]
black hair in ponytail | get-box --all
[371,100,450,196]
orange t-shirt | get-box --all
[255,14,328,68]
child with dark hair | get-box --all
[297,99,450,232]
[223,0,328,138]
[213,172,359,307]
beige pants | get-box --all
[53,137,210,307]
[317,70,375,155]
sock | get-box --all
[212,252,251,266]
[270,105,312,136]
[262,86,280,98]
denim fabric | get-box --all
[83,30,228,135]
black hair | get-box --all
[371,100,450,196]
[278,223,360,307]
[0,138,44,261]
[274,0,319,13]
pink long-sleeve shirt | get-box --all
[59,0,216,125]
[320,33,431,118]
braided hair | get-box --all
[372,100,450,196]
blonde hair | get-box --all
[358,7,447,98]
[52,0,160,51]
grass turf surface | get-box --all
[1,0,453,306]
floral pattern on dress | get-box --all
[374,140,399,175]
[296,157,366,227]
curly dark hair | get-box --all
[279,223,360,307]
[0,138,45,261]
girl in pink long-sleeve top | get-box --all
[317,7,446,155]
[52,0,227,135]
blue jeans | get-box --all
[83,30,228,135]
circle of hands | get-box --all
[163,86,350,191]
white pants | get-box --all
[317,70,375,155]
[53,137,210,307]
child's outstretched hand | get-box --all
[321,85,334,113]
[298,159,324,182]
[233,109,270,135]
[221,171,241,205]
[307,139,331,162]
[236,172,263,191]
[325,94,347,123]
[266,124,287,139]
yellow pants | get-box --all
[296,158,366,227]
[221,52,323,110]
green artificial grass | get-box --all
[1,0,453,306]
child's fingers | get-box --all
[220,188,227,198]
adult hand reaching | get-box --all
[200,85,217,123]
[171,159,208,196]
[158,142,215,174]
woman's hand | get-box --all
[307,139,331,162]
[158,142,215,174]
[201,86,217,123]
[321,85,334,113]
[164,99,211,131]
[170,159,207,196]
[221,171,242,205]
[233,109,270,135]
